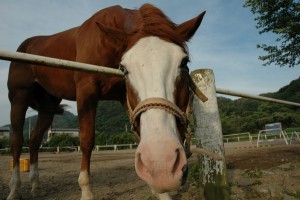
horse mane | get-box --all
[137,4,188,53]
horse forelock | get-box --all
[119,4,188,54]
[137,4,188,53]
[88,4,188,58]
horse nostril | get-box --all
[172,149,180,173]
[181,164,188,185]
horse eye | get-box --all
[119,64,128,76]
[180,57,190,72]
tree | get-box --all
[244,0,300,67]
[0,138,9,149]
[45,134,79,147]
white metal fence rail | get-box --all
[0,49,123,76]
[223,132,252,143]
[216,88,300,107]
[1,49,299,107]
[0,144,138,154]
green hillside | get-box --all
[219,77,300,134]
[3,77,300,136]
[20,111,78,138]
[95,100,130,133]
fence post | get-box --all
[191,69,230,200]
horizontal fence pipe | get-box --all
[223,132,250,137]
[0,49,123,76]
[1,49,299,108]
[216,88,300,107]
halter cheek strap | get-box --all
[126,74,208,133]
[126,94,223,160]
[125,76,225,161]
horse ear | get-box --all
[176,11,206,41]
[95,21,129,43]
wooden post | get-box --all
[191,69,230,200]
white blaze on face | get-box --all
[121,36,187,138]
[121,36,188,192]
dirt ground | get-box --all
[1,141,300,200]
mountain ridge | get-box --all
[2,77,300,135]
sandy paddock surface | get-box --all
[1,141,300,200]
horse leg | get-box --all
[76,92,97,200]
[78,108,96,200]
[7,90,29,200]
[152,190,172,200]
[78,109,96,200]
[29,110,55,197]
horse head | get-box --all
[96,4,205,193]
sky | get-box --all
[0,0,299,126]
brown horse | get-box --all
[7,4,205,200]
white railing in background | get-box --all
[93,144,138,151]
[0,144,138,154]
[223,132,252,143]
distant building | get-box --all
[0,127,10,139]
[47,128,79,141]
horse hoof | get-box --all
[31,189,47,198]
[80,197,94,200]
[31,191,38,198]
[80,192,94,200]
[6,193,22,200]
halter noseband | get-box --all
[125,72,210,158]
[124,75,225,161]
[127,96,193,157]
[129,97,187,128]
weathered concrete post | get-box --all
[191,69,229,200]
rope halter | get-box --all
[129,97,187,129]
[127,96,191,156]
